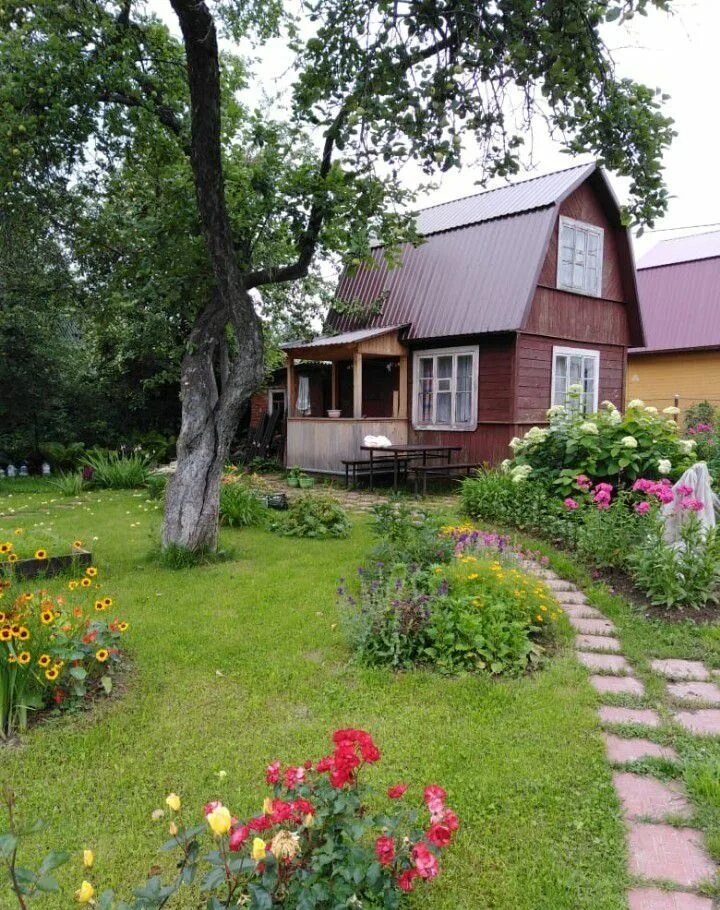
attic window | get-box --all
[557,216,604,297]
[412,346,478,431]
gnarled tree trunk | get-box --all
[163,0,263,552]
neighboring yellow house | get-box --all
[627,230,720,419]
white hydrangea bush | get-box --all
[506,391,697,494]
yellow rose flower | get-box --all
[262,797,273,814]
[206,804,232,837]
[169,821,178,836]
[165,793,181,812]
[75,880,95,903]
[251,837,266,861]
[83,849,94,869]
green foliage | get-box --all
[507,397,695,494]
[82,452,152,490]
[39,442,86,472]
[342,514,558,675]
[219,480,266,528]
[574,493,641,571]
[684,401,717,432]
[51,471,85,498]
[286,466,315,488]
[629,513,720,610]
[270,494,350,539]
[461,471,571,542]
[144,473,168,502]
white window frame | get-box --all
[551,345,600,414]
[267,387,286,414]
[557,215,604,298]
[412,345,479,431]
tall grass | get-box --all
[82,451,151,490]
[52,470,85,497]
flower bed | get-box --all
[0,528,91,579]
[3,729,458,908]
[0,565,128,738]
[339,503,559,674]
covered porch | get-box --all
[281,326,409,473]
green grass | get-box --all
[0,483,628,909]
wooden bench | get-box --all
[342,457,407,488]
[409,462,483,495]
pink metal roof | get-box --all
[638,230,720,269]
[634,251,720,353]
[280,325,404,350]
[330,162,631,341]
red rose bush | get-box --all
[2,729,457,909]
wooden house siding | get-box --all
[516,335,626,425]
[627,350,720,415]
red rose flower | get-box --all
[203,801,221,816]
[397,869,418,892]
[441,807,459,831]
[412,842,439,879]
[270,800,293,824]
[284,766,305,789]
[375,835,395,866]
[229,825,249,852]
[387,783,408,799]
[265,761,281,785]
[426,822,453,848]
[423,785,447,804]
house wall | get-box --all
[249,390,268,428]
[626,350,720,416]
[407,334,518,464]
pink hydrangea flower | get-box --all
[634,501,650,515]
[564,497,579,510]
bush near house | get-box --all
[270,494,350,539]
[503,391,696,496]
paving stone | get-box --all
[613,772,691,821]
[627,822,715,888]
[628,888,714,910]
[599,706,660,728]
[673,709,720,737]
[651,660,710,681]
[591,675,645,696]
[564,604,604,619]
[568,616,616,635]
[544,578,576,592]
[668,682,720,705]
[577,652,631,674]
[603,734,678,764]
[576,634,621,652]
[554,590,589,605]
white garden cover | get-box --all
[363,435,392,448]
[662,462,719,546]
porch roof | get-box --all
[280,325,407,360]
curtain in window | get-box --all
[435,356,453,425]
[418,358,433,423]
[455,354,473,424]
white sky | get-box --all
[153,0,720,257]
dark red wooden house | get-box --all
[279,162,643,473]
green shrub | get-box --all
[82,450,152,489]
[144,473,167,501]
[219,479,266,527]
[506,392,695,494]
[629,512,720,609]
[369,501,454,570]
[684,400,717,432]
[38,440,86,471]
[574,492,641,571]
[50,470,85,497]
[270,494,350,538]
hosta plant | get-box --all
[2,730,458,909]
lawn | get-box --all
[0,485,627,909]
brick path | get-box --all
[518,556,720,910]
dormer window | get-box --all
[557,216,603,297]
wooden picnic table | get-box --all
[359,443,462,491]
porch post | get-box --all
[331,362,338,411]
[286,357,296,418]
[398,355,408,419]
[353,350,363,418]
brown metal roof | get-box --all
[279,325,404,351]
[329,162,629,341]
[632,250,720,354]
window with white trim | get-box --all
[557,216,604,297]
[412,346,478,430]
[551,346,600,414]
